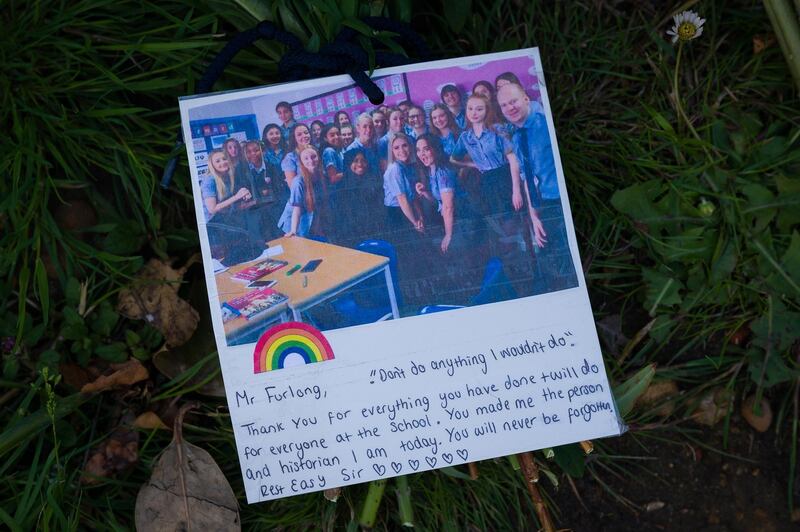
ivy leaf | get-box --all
[552,443,585,478]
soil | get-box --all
[551,418,799,531]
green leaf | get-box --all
[642,268,683,314]
[64,277,81,308]
[439,466,473,480]
[746,347,796,388]
[34,257,49,325]
[552,443,585,478]
[442,0,470,33]
[765,232,800,296]
[710,237,738,283]
[90,302,119,337]
[612,364,656,417]
[610,180,665,226]
[95,342,128,363]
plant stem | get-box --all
[359,479,387,529]
[517,452,554,532]
[394,476,414,527]
[762,0,800,92]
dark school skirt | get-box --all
[478,164,513,217]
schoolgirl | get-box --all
[450,94,524,218]
[280,123,312,184]
[383,133,423,235]
[429,103,461,157]
[277,146,327,237]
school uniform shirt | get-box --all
[280,151,300,176]
[428,165,461,213]
[438,131,459,157]
[383,160,417,207]
[453,109,466,130]
[277,176,314,235]
[345,138,382,174]
[322,147,344,174]
[200,177,220,222]
[263,148,285,171]
[279,121,296,141]
[451,125,512,173]
[407,126,429,141]
[511,103,559,200]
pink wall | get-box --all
[405,55,540,110]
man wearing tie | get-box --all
[497,83,578,294]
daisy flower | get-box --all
[667,10,705,43]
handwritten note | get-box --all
[227,322,621,502]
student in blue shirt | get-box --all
[201,149,252,224]
[450,94,524,218]
[377,108,406,166]
[429,103,461,157]
[335,111,352,131]
[413,135,461,253]
[277,147,326,238]
[319,124,344,229]
[371,109,388,138]
[281,123,312,185]
[344,114,383,175]
[440,84,466,130]
[310,120,324,149]
[383,133,423,234]
[497,82,578,292]
[339,148,383,245]
[275,101,296,141]
[406,104,429,141]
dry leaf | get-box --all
[752,34,775,55]
[135,404,240,531]
[645,501,665,512]
[324,488,342,502]
[81,359,149,393]
[82,424,139,485]
[59,362,92,390]
[637,380,679,417]
[151,277,226,397]
[117,257,200,347]
[692,387,733,426]
[134,412,169,430]
[741,395,772,433]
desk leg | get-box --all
[384,265,400,319]
[292,308,302,322]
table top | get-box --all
[217,236,389,340]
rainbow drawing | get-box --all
[253,322,334,373]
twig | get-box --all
[467,462,479,480]
[516,452,554,532]
[579,441,594,455]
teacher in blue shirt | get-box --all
[497,83,578,294]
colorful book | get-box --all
[223,288,288,320]
[231,258,288,282]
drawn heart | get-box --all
[372,463,386,476]
[457,449,469,461]
[441,453,453,464]
[408,459,420,471]
[425,456,437,468]
[391,462,402,474]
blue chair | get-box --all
[469,257,516,306]
[327,239,401,327]
[419,305,465,315]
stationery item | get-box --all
[247,279,278,289]
[222,287,288,320]
[231,258,288,282]
[182,47,623,505]
[300,259,323,273]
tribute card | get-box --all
[179,47,624,503]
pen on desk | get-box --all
[286,264,301,276]
[303,275,308,288]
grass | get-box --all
[1,0,799,529]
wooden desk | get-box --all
[217,236,400,344]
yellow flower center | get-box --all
[678,22,697,41]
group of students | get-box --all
[200,70,578,299]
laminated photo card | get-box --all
[179,47,624,503]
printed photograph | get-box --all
[182,49,580,346]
